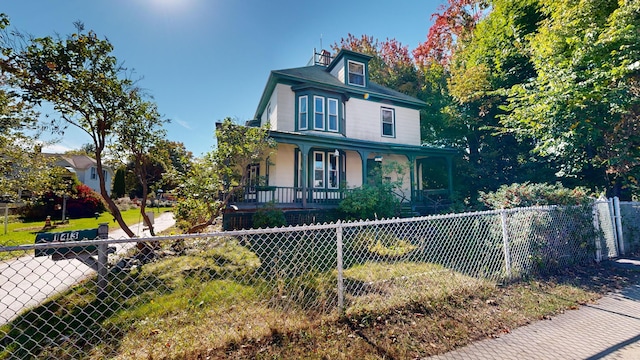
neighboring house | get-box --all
[225,49,456,226]
[52,154,114,196]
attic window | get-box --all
[347,60,365,86]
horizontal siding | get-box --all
[345,151,362,188]
[271,144,295,188]
[274,84,295,132]
[345,98,421,145]
[261,89,277,128]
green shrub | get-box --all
[20,183,107,221]
[252,202,286,228]
[338,184,400,221]
[479,182,592,210]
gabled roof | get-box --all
[255,64,426,120]
[45,153,112,173]
[58,154,97,170]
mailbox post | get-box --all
[35,224,112,298]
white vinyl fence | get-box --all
[0,199,633,359]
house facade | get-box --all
[53,154,114,196]
[225,50,456,227]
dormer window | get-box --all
[348,60,365,86]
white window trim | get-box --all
[381,107,395,137]
[90,167,97,180]
[314,96,325,130]
[327,98,339,132]
[347,60,365,87]
[328,153,339,189]
[298,96,308,130]
[313,151,325,188]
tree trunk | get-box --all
[95,153,135,238]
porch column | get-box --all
[407,155,416,202]
[446,156,454,196]
[299,144,310,208]
[358,150,370,186]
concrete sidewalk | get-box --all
[0,212,176,325]
[429,259,640,360]
[108,210,176,239]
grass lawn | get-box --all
[0,207,173,249]
[1,235,637,360]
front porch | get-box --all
[223,130,457,228]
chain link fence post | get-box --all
[336,220,344,313]
[593,203,603,262]
[500,209,512,278]
[97,223,109,299]
[613,197,625,255]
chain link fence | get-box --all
[0,201,620,358]
[619,201,640,254]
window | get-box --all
[247,164,260,193]
[102,170,107,180]
[300,94,340,132]
[328,153,339,189]
[348,60,365,86]
[313,152,324,188]
[314,96,325,130]
[328,98,338,132]
[298,96,308,130]
[381,107,395,137]
[90,167,97,180]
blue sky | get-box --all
[4,0,445,157]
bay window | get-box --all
[314,96,325,130]
[298,95,308,130]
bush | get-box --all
[19,184,107,221]
[113,197,139,211]
[64,184,108,218]
[478,182,592,210]
[338,184,400,221]
[252,202,286,228]
[479,182,596,276]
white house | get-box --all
[224,49,456,227]
[53,154,114,196]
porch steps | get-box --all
[400,203,419,218]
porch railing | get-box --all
[412,188,452,214]
[225,186,352,206]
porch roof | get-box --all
[268,129,458,158]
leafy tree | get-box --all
[413,0,489,68]
[63,143,96,156]
[175,118,275,233]
[440,0,556,201]
[2,22,143,236]
[503,0,640,198]
[112,167,126,198]
[0,14,59,200]
[112,94,167,236]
